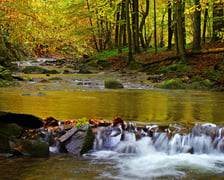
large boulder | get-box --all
[60,125,95,155]
[0,111,43,129]
[104,78,124,89]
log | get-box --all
[58,126,78,143]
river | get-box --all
[1,70,224,179]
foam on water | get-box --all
[90,137,224,179]
[89,123,224,180]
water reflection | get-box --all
[0,88,224,125]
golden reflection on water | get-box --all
[0,88,224,125]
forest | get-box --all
[0,0,224,89]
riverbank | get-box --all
[0,42,224,91]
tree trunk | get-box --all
[122,1,127,46]
[211,2,224,42]
[175,0,186,61]
[126,0,134,64]
[115,6,120,48]
[154,0,157,53]
[182,0,186,46]
[132,0,140,53]
[192,0,201,51]
[159,11,166,48]
[202,3,209,44]
[140,0,149,49]
[168,0,173,50]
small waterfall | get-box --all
[93,122,224,155]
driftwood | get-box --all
[58,126,78,143]
[142,47,224,67]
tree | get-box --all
[139,0,149,49]
[202,3,209,44]
[192,0,201,51]
[211,1,224,42]
[167,0,173,50]
[174,0,186,61]
[154,0,157,53]
[132,0,140,53]
[126,0,134,64]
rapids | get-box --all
[87,123,224,179]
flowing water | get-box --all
[1,69,224,179]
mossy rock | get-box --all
[104,78,124,89]
[80,125,95,155]
[22,66,47,74]
[0,135,11,153]
[10,139,49,157]
[187,79,215,89]
[0,79,19,87]
[157,79,186,89]
[0,65,6,72]
[0,122,23,138]
[0,70,13,81]
[0,122,23,154]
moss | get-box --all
[157,79,186,89]
[0,122,23,154]
[187,79,215,89]
[22,66,47,74]
[0,79,19,87]
[105,78,124,89]
[80,125,95,155]
[0,135,11,153]
[0,65,6,72]
[0,70,13,81]
[11,139,49,157]
[0,122,23,138]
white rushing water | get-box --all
[88,124,224,180]
[90,138,224,179]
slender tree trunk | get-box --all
[154,0,157,53]
[192,0,201,51]
[115,6,120,48]
[132,0,140,53]
[202,3,209,44]
[159,11,166,48]
[122,1,127,46]
[140,0,149,49]
[182,0,186,46]
[126,0,134,64]
[168,0,173,50]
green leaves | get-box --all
[75,117,89,128]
